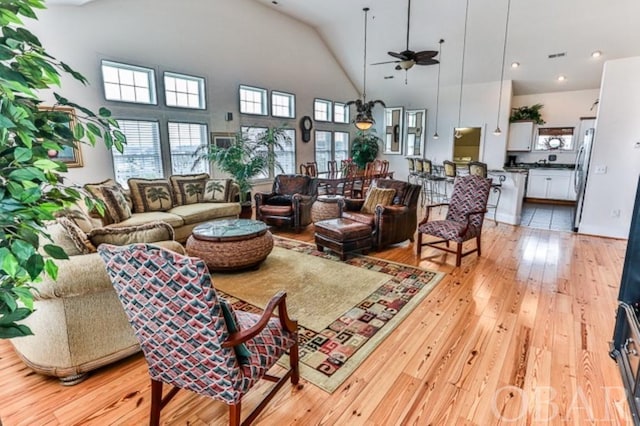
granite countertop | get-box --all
[503,162,575,172]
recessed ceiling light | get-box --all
[591,50,602,58]
[511,62,520,68]
[557,75,567,81]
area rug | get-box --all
[213,236,445,393]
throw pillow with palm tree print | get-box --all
[202,178,230,203]
[128,178,174,212]
[170,174,209,205]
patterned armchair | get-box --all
[98,243,300,426]
[339,178,421,249]
[416,174,491,266]
[255,174,318,232]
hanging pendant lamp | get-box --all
[433,39,444,139]
[493,0,512,136]
[455,0,470,139]
[346,7,385,131]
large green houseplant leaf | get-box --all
[350,129,381,169]
[0,0,124,339]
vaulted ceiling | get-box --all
[46,0,640,98]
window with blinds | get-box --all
[168,122,209,175]
[112,120,162,186]
[314,130,332,172]
[334,131,350,162]
[241,126,295,179]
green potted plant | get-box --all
[350,129,381,169]
[197,126,291,217]
[509,103,546,125]
[0,1,124,339]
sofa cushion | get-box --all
[170,174,209,205]
[361,187,396,214]
[101,185,133,223]
[265,195,292,206]
[168,202,241,225]
[57,217,97,254]
[85,179,132,225]
[56,204,99,233]
[89,221,175,247]
[259,205,293,217]
[128,178,174,213]
[110,211,185,229]
[202,178,230,203]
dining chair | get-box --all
[328,160,338,173]
[98,243,301,426]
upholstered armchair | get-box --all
[99,243,301,426]
[416,174,491,266]
[338,178,421,249]
[255,174,318,232]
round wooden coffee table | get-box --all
[186,219,273,271]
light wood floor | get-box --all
[0,210,632,425]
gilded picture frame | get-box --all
[39,106,84,168]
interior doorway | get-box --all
[452,127,481,163]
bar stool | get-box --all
[422,159,446,206]
[442,160,457,202]
[468,161,505,224]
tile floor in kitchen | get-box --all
[520,202,575,231]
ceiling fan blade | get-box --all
[388,51,410,60]
[371,60,400,65]
[415,58,439,66]
[414,50,438,60]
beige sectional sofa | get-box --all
[86,174,242,241]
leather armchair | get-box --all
[338,178,421,249]
[255,174,318,232]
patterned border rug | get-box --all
[216,236,445,393]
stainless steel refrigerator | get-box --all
[573,118,596,231]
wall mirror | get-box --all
[404,109,426,157]
[383,106,403,154]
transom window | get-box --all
[314,99,332,122]
[164,72,206,109]
[334,102,349,124]
[101,60,156,104]
[168,122,209,175]
[112,120,163,186]
[239,85,268,115]
[271,91,295,118]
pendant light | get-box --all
[455,0,470,139]
[493,0,512,136]
[433,39,444,139]
[347,7,386,131]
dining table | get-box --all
[316,170,395,195]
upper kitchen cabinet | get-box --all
[507,121,535,151]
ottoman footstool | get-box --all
[314,218,373,261]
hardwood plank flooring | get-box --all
[0,209,632,425]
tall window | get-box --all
[241,127,296,179]
[112,120,162,186]
[315,131,349,172]
[164,72,206,109]
[271,91,295,118]
[168,122,209,175]
[239,85,268,115]
[334,131,350,162]
[314,99,332,122]
[101,60,156,104]
[334,102,349,124]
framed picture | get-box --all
[39,106,84,168]
[210,132,236,149]
[383,106,404,154]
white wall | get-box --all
[374,79,512,181]
[510,89,600,164]
[579,57,640,239]
[27,0,358,185]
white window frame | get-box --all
[167,121,209,175]
[101,60,157,105]
[334,102,350,124]
[239,85,268,116]
[314,98,332,122]
[315,131,349,172]
[164,72,206,110]
[112,119,163,186]
[271,91,295,118]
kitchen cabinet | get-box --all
[507,121,535,151]
[526,169,577,201]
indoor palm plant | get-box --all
[509,103,546,125]
[0,0,124,339]
[197,126,291,206]
[350,129,381,169]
